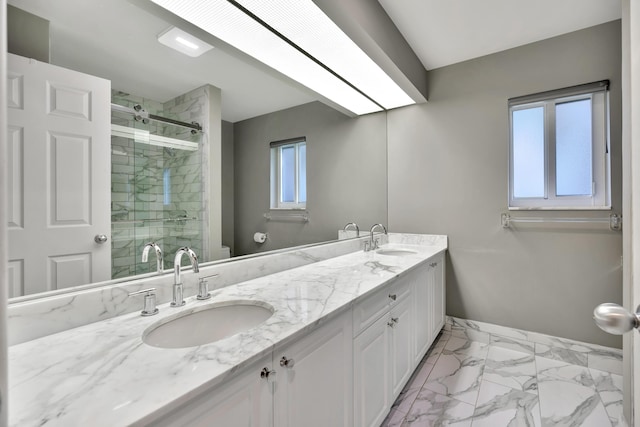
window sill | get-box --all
[507,206,612,211]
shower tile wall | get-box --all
[111,88,206,279]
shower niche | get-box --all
[110,89,207,279]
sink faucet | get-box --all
[365,224,387,252]
[343,222,360,237]
[172,247,199,307]
[142,242,163,275]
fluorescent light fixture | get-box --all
[150,0,388,115]
[111,124,199,151]
[235,0,415,110]
[157,26,214,57]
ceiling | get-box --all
[8,0,316,123]
[8,0,623,122]
[378,0,622,71]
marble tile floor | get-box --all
[381,332,626,427]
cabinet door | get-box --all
[412,264,432,365]
[353,314,391,427]
[390,295,413,399]
[430,255,446,336]
[153,356,273,427]
[274,311,353,427]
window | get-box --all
[508,81,611,209]
[271,137,306,209]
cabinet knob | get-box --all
[387,321,395,328]
[389,294,397,301]
[279,356,295,368]
[391,317,399,323]
[260,367,276,381]
[430,262,438,268]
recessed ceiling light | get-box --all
[150,0,408,115]
[157,26,214,58]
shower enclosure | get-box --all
[110,91,205,279]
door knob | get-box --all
[94,234,108,244]
[593,303,640,335]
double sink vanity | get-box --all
[9,233,447,426]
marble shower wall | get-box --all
[110,88,206,279]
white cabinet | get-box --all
[354,252,446,427]
[353,278,413,427]
[154,252,445,427]
[153,355,273,427]
[353,314,391,427]
[429,254,446,338]
[390,295,413,397]
[413,253,446,365]
[274,311,353,427]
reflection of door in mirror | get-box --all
[7,53,111,297]
[7,53,211,298]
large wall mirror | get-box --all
[6,0,388,302]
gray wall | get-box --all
[222,120,235,255]
[388,21,623,347]
[7,5,49,63]
[233,101,387,256]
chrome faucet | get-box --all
[365,223,387,252]
[142,242,163,275]
[343,222,360,237]
[172,247,199,307]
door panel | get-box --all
[7,54,111,296]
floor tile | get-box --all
[534,343,588,367]
[490,335,535,354]
[471,380,541,427]
[589,368,626,427]
[483,346,537,393]
[423,347,486,405]
[444,337,489,358]
[536,357,612,427]
[588,350,623,375]
[404,389,475,426]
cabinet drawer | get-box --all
[352,275,412,337]
[389,273,411,304]
[353,284,391,336]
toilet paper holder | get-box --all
[254,232,268,243]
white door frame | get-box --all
[0,2,9,426]
[623,0,640,425]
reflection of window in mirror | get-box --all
[270,137,307,209]
[163,168,171,206]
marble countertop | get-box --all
[10,239,446,426]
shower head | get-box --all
[164,147,176,157]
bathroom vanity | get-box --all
[9,234,446,426]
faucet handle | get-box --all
[128,288,159,316]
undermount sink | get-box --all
[143,301,274,349]
[376,248,418,257]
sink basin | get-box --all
[143,301,274,349]
[376,248,418,257]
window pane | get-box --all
[280,146,295,203]
[512,107,545,198]
[298,143,306,203]
[556,99,592,196]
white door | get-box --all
[7,54,111,297]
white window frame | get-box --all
[270,137,306,209]
[508,81,611,210]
